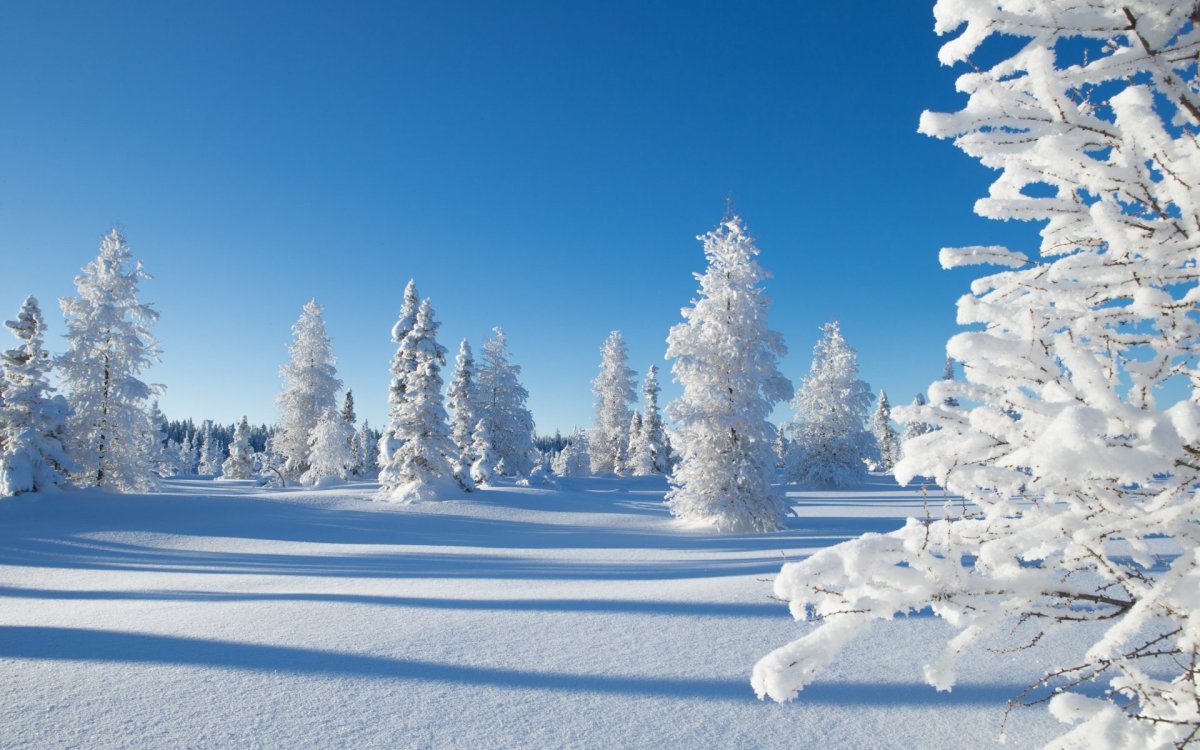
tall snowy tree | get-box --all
[380,279,420,466]
[302,409,356,486]
[786,321,876,488]
[378,298,464,501]
[665,216,793,532]
[58,229,162,492]
[275,299,341,481]
[476,327,536,477]
[340,390,356,424]
[589,330,636,475]
[447,338,479,482]
[755,4,1200,746]
[869,390,899,473]
[0,297,73,495]
[221,416,257,480]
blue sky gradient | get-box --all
[0,1,1038,433]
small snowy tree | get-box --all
[221,416,257,480]
[476,327,536,477]
[340,390,356,425]
[447,338,479,482]
[665,216,793,532]
[275,299,341,481]
[469,418,499,486]
[755,4,1200,746]
[551,427,591,477]
[197,421,223,477]
[0,297,73,495]
[899,392,933,457]
[786,322,876,488]
[357,420,379,477]
[302,409,355,486]
[589,331,636,475]
[58,229,162,492]
[869,390,899,473]
[378,298,464,502]
[940,357,959,407]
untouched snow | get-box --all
[1,476,1074,748]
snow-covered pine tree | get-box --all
[357,419,379,477]
[940,357,959,407]
[786,321,876,488]
[589,331,636,475]
[379,279,420,466]
[147,401,175,478]
[899,392,933,457]
[869,390,899,473]
[197,421,223,477]
[665,216,793,532]
[378,298,464,502]
[551,427,590,477]
[755,4,1200,745]
[0,297,74,495]
[475,327,536,477]
[625,410,649,475]
[340,390,356,424]
[275,299,341,481]
[637,365,668,474]
[301,409,355,486]
[221,416,257,480]
[469,418,499,486]
[447,338,479,484]
[58,229,162,492]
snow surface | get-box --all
[1,476,1078,748]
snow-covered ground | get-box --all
[1,476,1078,748]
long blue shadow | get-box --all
[0,587,785,618]
[0,626,1024,706]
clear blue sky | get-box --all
[0,1,1035,433]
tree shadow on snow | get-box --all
[0,625,1029,707]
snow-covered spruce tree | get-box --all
[378,298,465,501]
[755,4,1200,745]
[626,410,654,476]
[638,365,668,474]
[59,229,162,492]
[899,392,933,457]
[551,427,590,477]
[357,420,379,477]
[665,216,793,532]
[340,390,356,425]
[197,421,223,477]
[869,389,899,473]
[786,322,876,488]
[469,418,499,486]
[275,299,341,481]
[301,409,355,486]
[447,338,479,486]
[0,297,74,495]
[379,278,420,467]
[221,416,257,480]
[589,330,636,475]
[941,357,959,407]
[147,401,175,478]
[476,327,536,477]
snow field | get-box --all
[1,476,1073,748]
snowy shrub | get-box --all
[302,409,355,487]
[755,3,1200,746]
[552,427,590,477]
[221,417,257,480]
[665,216,793,532]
